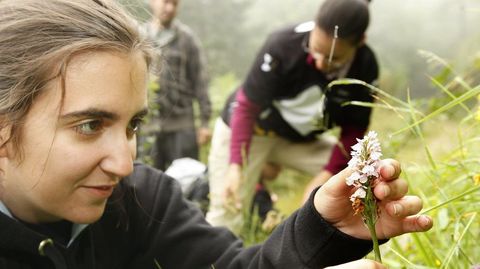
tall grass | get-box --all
[241,51,480,267]
[369,52,480,268]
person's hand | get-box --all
[223,163,243,212]
[325,259,386,269]
[260,162,282,181]
[197,127,211,145]
[302,170,332,203]
[314,158,433,240]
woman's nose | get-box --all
[100,135,135,178]
[314,54,327,71]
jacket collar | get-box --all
[0,209,47,255]
[0,200,13,217]
[0,200,88,247]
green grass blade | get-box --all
[440,213,477,268]
[391,84,480,136]
[429,76,471,114]
[328,78,418,110]
[421,185,480,214]
[411,233,437,267]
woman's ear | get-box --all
[357,34,366,47]
[0,124,12,158]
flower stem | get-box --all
[366,214,382,262]
[364,185,382,263]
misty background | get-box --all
[120,0,480,99]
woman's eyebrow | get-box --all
[59,108,118,121]
[60,107,149,122]
[134,108,149,119]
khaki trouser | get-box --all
[206,118,335,234]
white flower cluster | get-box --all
[346,131,382,202]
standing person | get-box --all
[0,0,434,268]
[144,0,211,170]
[207,0,378,234]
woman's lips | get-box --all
[82,185,116,198]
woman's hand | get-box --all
[314,158,433,239]
[223,163,243,212]
[197,127,211,145]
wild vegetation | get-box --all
[123,0,480,267]
[252,52,480,268]
[373,53,480,269]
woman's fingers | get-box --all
[374,159,406,200]
[374,176,409,200]
[379,158,401,180]
[384,195,423,217]
[379,197,432,238]
[401,215,434,233]
[324,158,402,199]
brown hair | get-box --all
[0,0,153,153]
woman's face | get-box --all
[308,26,358,74]
[0,51,148,224]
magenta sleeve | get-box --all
[324,125,367,174]
[229,88,262,165]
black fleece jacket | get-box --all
[0,163,375,268]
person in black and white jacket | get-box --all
[206,0,380,235]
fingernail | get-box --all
[419,216,431,227]
[383,185,390,197]
[393,204,402,216]
[385,164,395,178]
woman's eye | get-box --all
[75,120,103,136]
[127,118,144,137]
